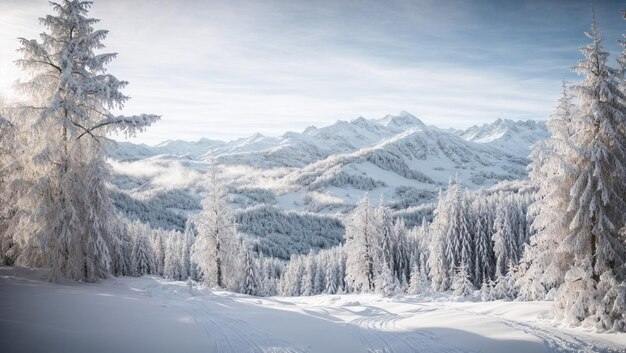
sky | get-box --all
[1,0,625,145]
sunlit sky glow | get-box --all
[1,0,625,144]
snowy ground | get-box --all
[1,267,624,353]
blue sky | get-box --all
[1,0,625,144]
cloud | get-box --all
[1,0,625,144]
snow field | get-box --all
[1,267,624,353]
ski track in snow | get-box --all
[347,305,475,353]
[448,305,625,353]
[141,281,307,353]
[139,280,624,353]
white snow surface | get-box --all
[1,267,624,353]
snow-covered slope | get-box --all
[460,118,548,157]
[2,267,624,353]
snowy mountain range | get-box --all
[108,112,548,255]
[110,112,546,192]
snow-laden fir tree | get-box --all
[7,0,159,281]
[490,262,517,300]
[451,264,474,297]
[412,217,430,278]
[0,113,21,266]
[345,196,378,292]
[479,278,492,302]
[131,231,156,277]
[458,190,475,281]
[241,241,260,296]
[164,235,182,280]
[375,198,395,278]
[301,253,316,296]
[152,231,166,276]
[180,222,197,280]
[429,179,473,291]
[407,263,424,295]
[375,261,397,297]
[492,194,518,278]
[550,16,626,330]
[429,188,452,292]
[473,196,494,285]
[192,165,237,288]
[278,254,303,296]
[518,81,578,301]
[324,261,337,294]
[393,218,411,284]
[313,255,325,294]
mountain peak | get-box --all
[248,132,265,140]
[378,111,424,130]
[303,125,318,135]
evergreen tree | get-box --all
[301,254,316,296]
[0,115,21,265]
[375,262,396,297]
[7,0,158,281]
[407,264,423,295]
[192,165,236,288]
[451,264,474,297]
[474,197,494,285]
[519,81,578,301]
[241,243,260,296]
[554,16,626,330]
[345,196,378,292]
[131,232,155,276]
[164,236,181,280]
[324,262,337,294]
[393,218,411,284]
[429,188,453,291]
[375,198,395,280]
[492,194,517,277]
[480,278,492,302]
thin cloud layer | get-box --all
[1,0,624,144]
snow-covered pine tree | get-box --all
[313,255,325,295]
[345,196,378,292]
[241,242,260,296]
[301,253,316,296]
[192,165,237,288]
[164,235,181,280]
[479,278,492,302]
[8,0,159,281]
[0,115,20,265]
[131,231,156,277]
[407,263,423,295]
[152,231,166,276]
[519,81,578,301]
[459,190,475,281]
[451,264,474,297]
[430,178,474,291]
[551,16,626,330]
[490,262,517,300]
[473,196,494,286]
[110,226,132,277]
[324,263,337,294]
[375,198,395,280]
[492,194,517,278]
[413,217,430,277]
[279,254,304,296]
[375,262,396,297]
[393,218,411,284]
